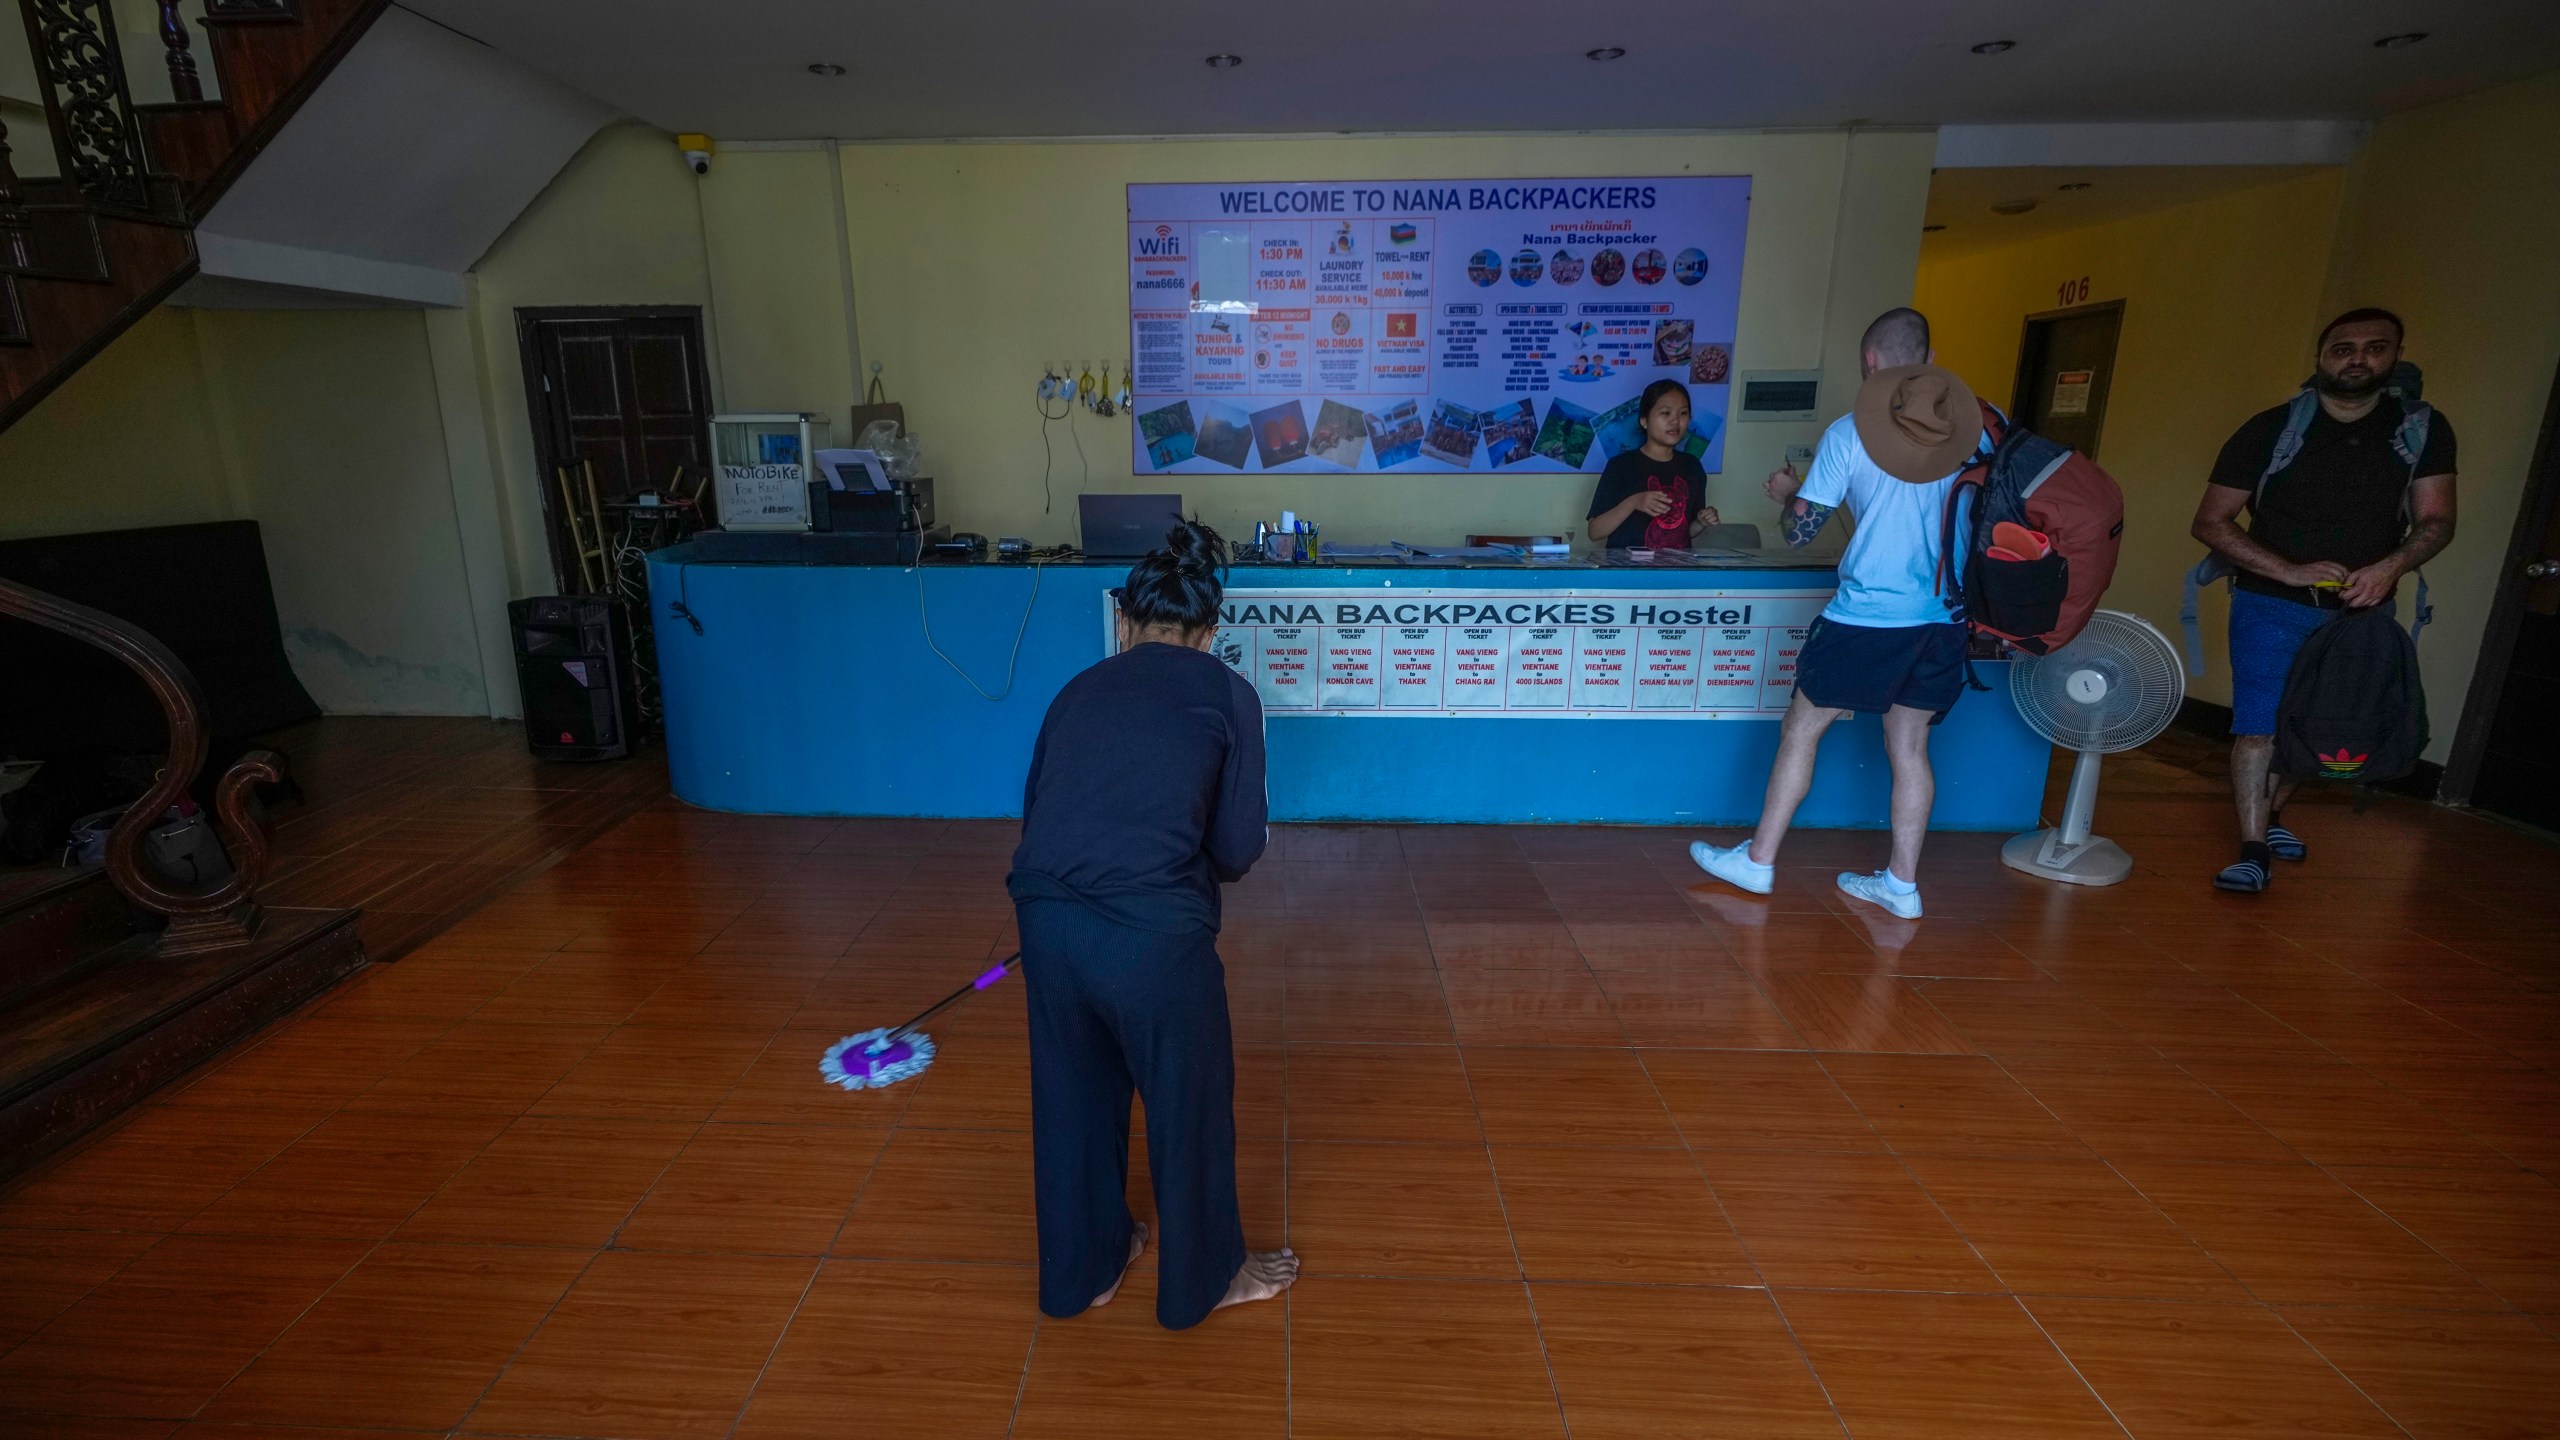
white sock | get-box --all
[1878,869,1917,895]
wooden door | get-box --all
[2453,359,2560,829]
[2011,302,2124,459]
[518,308,714,589]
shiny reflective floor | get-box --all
[2,726,2555,1438]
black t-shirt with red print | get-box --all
[1588,450,1710,549]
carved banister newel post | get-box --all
[158,0,203,103]
[0,579,283,955]
[0,109,32,274]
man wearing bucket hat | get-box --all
[1691,308,1984,920]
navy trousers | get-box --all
[1017,898,1246,1330]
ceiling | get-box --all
[1920,165,2325,259]
[399,0,2560,141]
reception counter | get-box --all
[644,547,2050,828]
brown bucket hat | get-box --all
[1852,363,1981,482]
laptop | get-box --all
[1079,493,1184,559]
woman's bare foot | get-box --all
[1213,1248,1299,1312]
[1090,1223,1148,1308]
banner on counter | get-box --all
[1106,588,1831,718]
[1126,176,1750,478]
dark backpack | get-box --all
[2273,605,2428,784]
[1937,401,2126,655]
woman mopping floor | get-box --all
[1005,518,1298,1329]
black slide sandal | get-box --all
[2215,858,2269,893]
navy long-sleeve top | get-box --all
[1006,641,1268,934]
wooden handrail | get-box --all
[0,576,277,953]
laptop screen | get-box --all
[1079,493,1184,559]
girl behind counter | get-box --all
[1586,379,1720,549]
[1004,518,1299,1330]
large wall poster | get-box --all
[1128,177,1751,478]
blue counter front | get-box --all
[644,549,2050,828]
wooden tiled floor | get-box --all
[3,728,2557,1436]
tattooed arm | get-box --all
[2340,472,2456,609]
[1782,499,1836,548]
[1765,465,1835,549]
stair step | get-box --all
[139,107,240,196]
[0,905,365,1180]
[1,206,114,284]
[0,867,140,1007]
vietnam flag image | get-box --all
[1385,313,1418,339]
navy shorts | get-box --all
[2227,588,2390,736]
[1795,617,1967,719]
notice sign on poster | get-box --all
[1126,178,1751,478]
[1107,588,1829,718]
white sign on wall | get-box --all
[1110,588,1831,718]
[1126,177,1751,477]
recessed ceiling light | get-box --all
[1205,53,1245,69]
[1922,224,1947,233]
[806,62,845,76]
[1990,198,2038,215]
[2057,181,2093,191]
[2374,31,2428,49]
[1586,46,1626,61]
[1970,40,2017,55]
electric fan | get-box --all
[2003,610,2186,886]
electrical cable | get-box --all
[1034,389,1072,514]
[917,559,1043,702]
[669,562,704,634]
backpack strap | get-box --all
[2257,388,2322,503]
[2179,554,2235,676]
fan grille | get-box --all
[2010,611,2186,753]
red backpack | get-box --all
[1937,402,2124,655]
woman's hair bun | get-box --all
[1165,519,1221,577]
[1119,517,1227,633]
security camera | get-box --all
[676,132,715,176]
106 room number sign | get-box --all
[1108,588,1832,718]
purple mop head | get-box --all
[819,1028,937,1089]
[817,958,1014,1092]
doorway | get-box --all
[516,307,717,591]
[2446,359,2560,831]
[2012,301,2124,458]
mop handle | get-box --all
[878,952,1020,1047]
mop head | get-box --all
[820,1028,937,1090]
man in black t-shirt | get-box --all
[2188,308,2458,892]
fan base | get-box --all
[2002,830,2133,886]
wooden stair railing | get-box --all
[0,576,282,954]
[0,0,386,431]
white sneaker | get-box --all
[1690,840,1774,896]
[1836,870,1922,920]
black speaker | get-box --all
[510,596,638,761]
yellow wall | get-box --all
[0,309,236,536]
[193,310,490,714]
[2321,70,2560,762]
[469,120,718,600]
[0,306,487,714]
[1916,171,2348,705]
[832,130,1936,547]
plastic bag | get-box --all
[857,420,924,481]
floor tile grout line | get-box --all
[1627,1004,1866,1440]
[1843,1042,2227,1440]
[1437,860,1576,1439]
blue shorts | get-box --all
[2228,588,2390,735]
[1795,617,1967,719]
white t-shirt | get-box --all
[1797,410,1976,628]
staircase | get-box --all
[1,0,387,432]
[0,577,365,1180]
